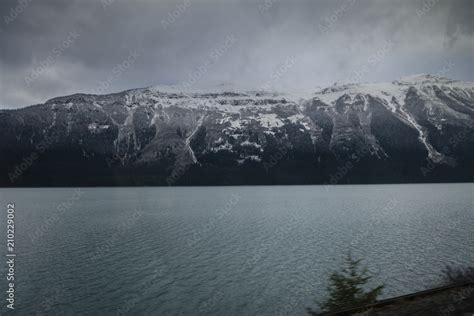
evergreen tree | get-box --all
[307,254,384,315]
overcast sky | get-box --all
[0,0,473,108]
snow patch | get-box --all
[240,140,262,148]
[257,113,283,128]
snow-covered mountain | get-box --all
[1,74,473,186]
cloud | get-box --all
[0,0,472,108]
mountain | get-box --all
[1,74,473,186]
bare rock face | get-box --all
[1,75,473,186]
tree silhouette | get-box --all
[307,254,384,315]
[441,265,474,285]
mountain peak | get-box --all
[395,74,457,85]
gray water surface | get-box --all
[0,184,473,315]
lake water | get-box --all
[0,184,473,315]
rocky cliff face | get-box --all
[1,74,473,186]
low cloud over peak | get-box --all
[1,0,473,108]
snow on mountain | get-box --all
[310,75,473,162]
[1,75,473,186]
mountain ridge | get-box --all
[1,74,473,186]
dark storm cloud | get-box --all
[0,0,472,108]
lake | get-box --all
[0,184,473,315]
